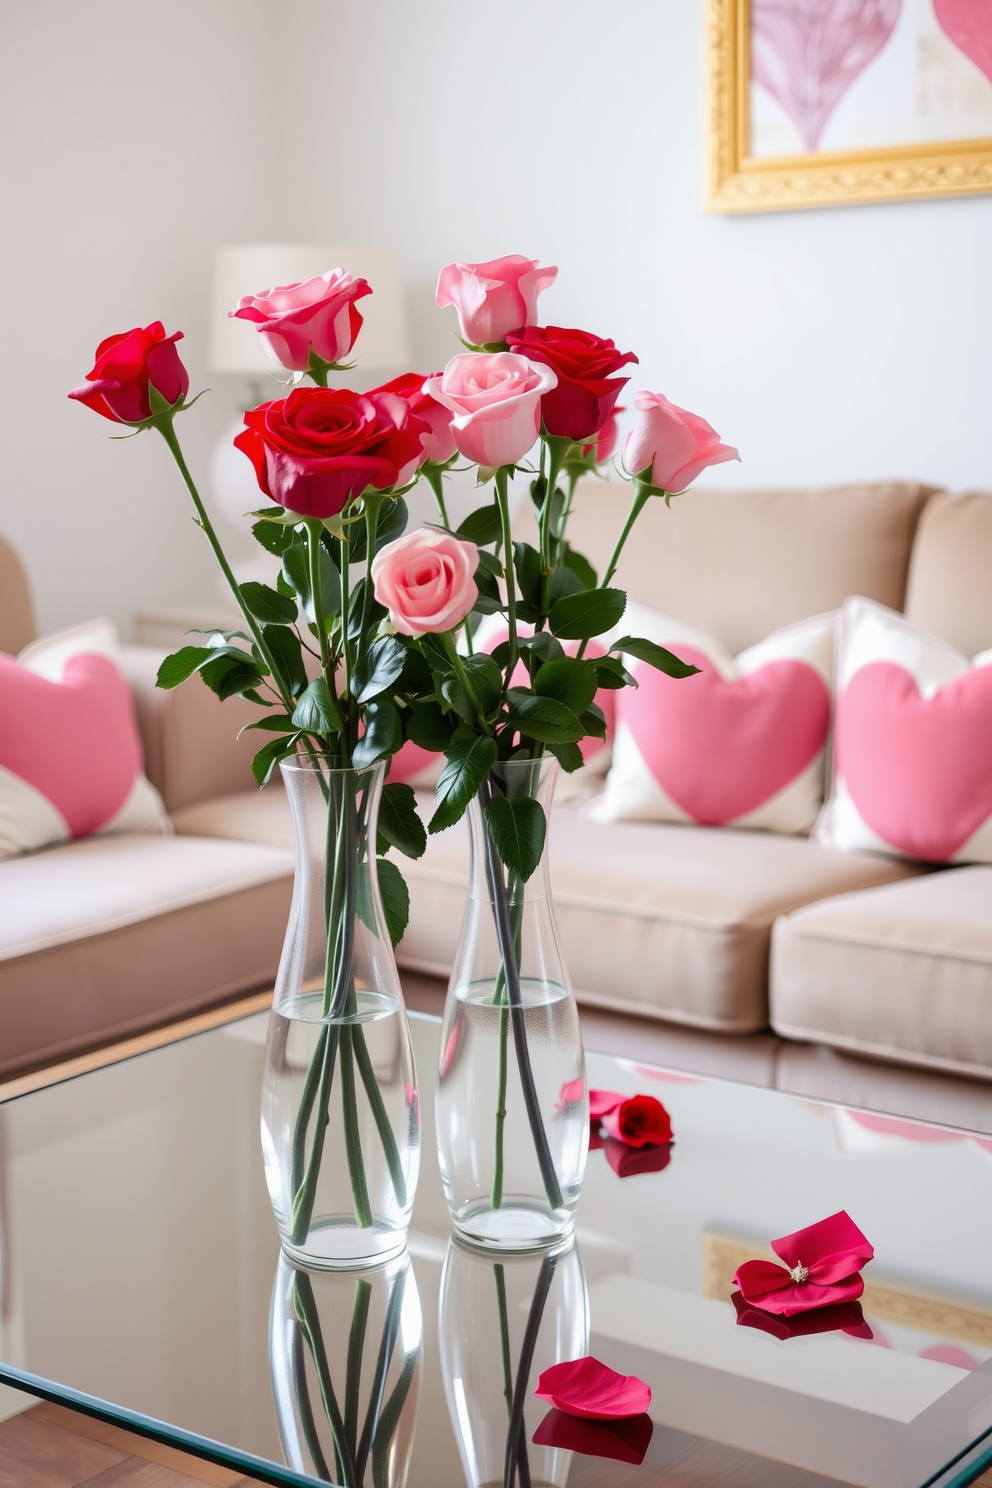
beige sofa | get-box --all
[0,538,295,1078]
[4,481,992,1118]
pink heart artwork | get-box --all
[751,0,901,151]
[838,661,992,861]
[933,0,992,86]
[622,646,830,826]
[0,653,140,836]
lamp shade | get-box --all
[209,244,410,374]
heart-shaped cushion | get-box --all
[0,652,140,839]
[838,661,992,862]
[934,0,992,85]
[622,645,830,825]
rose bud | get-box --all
[373,372,457,464]
[229,268,371,373]
[68,322,189,423]
[371,527,479,636]
[435,255,558,346]
[424,352,557,470]
[506,325,637,442]
[601,1094,673,1148]
[623,392,739,493]
[234,386,427,520]
[582,408,623,465]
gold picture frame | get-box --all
[707,0,992,213]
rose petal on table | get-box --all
[589,1089,626,1119]
[534,1356,651,1419]
[733,1258,865,1315]
[731,1290,873,1340]
[772,1209,874,1285]
[533,1407,654,1464]
[601,1094,673,1148]
[603,1136,672,1178]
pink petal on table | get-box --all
[535,1356,651,1420]
[731,1290,873,1340]
[589,1089,626,1119]
[772,1210,874,1285]
[733,1258,865,1316]
[751,0,901,151]
[934,0,992,86]
[533,1408,654,1464]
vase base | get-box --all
[280,1219,409,1271]
[451,1198,574,1253]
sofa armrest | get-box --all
[118,644,267,814]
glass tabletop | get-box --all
[1,1009,991,1488]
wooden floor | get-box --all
[0,1402,264,1487]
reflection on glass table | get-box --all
[0,1011,991,1486]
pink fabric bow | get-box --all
[732,1210,873,1316]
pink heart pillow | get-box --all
[818,597,992,864]
[591,602,835,834]
[0,620,166,858]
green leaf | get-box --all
[562,543,598,591]
[518,632,565,679]
[612,636,700,678]
[513,543,542,612]
[477,549,504,577]
[376,858,410,947]
[457,503,502,546]
[506,693,584,744]
[547,564,585,608]
[239,713,298,735]
[442,652,503,722]
[251,734,301,787]
[430,734,498,833]
[377,782,427,860]
[352,699,402,768]
[407,701,458,751]
[353,636,407,703]
[350,497,409,562]
[579,701,608,739]
[252,518,296,556]
[239,580,298,626]
[291,677,344,735]
[549,587,626,641]
[593,655,636,689]
[546,740,585,773]
[156,646,214,689]
[199,653,265,701]
[399,645,433,695]
[282,536,340,623]
[473,560,503,615]
[263,623,308,695]
[483,796,546,882]
[534,657,598,716]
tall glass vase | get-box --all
[436,757,588,1250]
[262,757,420,1269]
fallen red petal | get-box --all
[534,1356,651,1419]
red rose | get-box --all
[373,373,457,464]
[68,322,189,423]
[601,1094,672,1148]
[505,325,637,442]
[234,387,428,520]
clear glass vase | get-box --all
[439,1235,589,1488]
[261,757,420,1269]
[436,757,588,1251]
[270,1249,422,1487]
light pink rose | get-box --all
[623,392,739,493]
[371,527,479,636]
[229,268,371,372]
[424,353,557,469]
[435,255,558,346]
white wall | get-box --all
[1,0,990,637]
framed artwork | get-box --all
[707,0,992,211]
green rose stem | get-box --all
[494,1262,532,1488]
[290,1324,333,1482]
[494,466,519,675]
[502,1251,557,1488]
[293,1272,358,1488]
[481,777,563,1214]
[575,474,657,661]
[422,462,451,530]
[537,434,571,616]
[344,1277,372,1457]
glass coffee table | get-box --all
[1,1008,991,1488]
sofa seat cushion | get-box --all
[770,868,992,1079]
[0,833,294,1077]
[173,788,917,1034]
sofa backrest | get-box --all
[539,480,936,653]
[903,491,992,657]
[0,535,36,655]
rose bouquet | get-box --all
[69,252,737,1255]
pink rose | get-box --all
[229,268,371,372]
[623,392,739,494]
[372,527,479,636]
[373,372,457,464]
[582,407,622,465]
[435,255,558,346]
[424,353,557,469]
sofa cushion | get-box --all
[770,868,992,1080]
[174,787,918,1034]
[0,833,294,1077]
[517,479,936,654]
[904,491,992,658]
